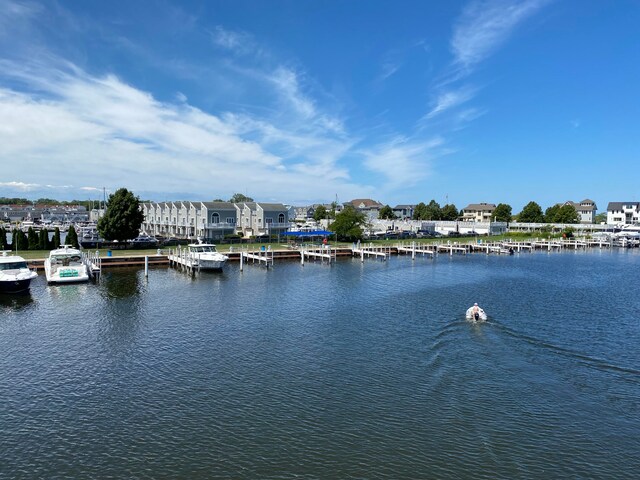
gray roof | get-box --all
[393,204,415,209]
[258,203,287,210]
[463,203,496,211]
[201,202,235,210]
[607,202,640,211]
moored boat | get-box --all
[0,251,38,293]
[44,245,90,284]
[188,242,228,270]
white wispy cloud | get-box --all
[269,67,316,119]
[425,85,477,119]
[210,25,259,57]
[360,136,445,189]
[0,57,368,204]
[451,0,550,71]
[0,181,41,191]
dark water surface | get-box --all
[2,250,640,479]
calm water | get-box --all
[1,250,640,479]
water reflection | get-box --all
[0,291,34,311]
[100,269,142,298]
[97,269,145,353]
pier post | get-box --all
[144,256,149,277]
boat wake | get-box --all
[492,322,640,378]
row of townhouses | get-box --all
[141,202,291,241]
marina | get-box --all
[1,249,639,478]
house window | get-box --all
[211,213,220,224]
[265,217,273,224]
[278,213,285,223]
[226,217,236,224]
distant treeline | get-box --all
[0,225,79,251]
[0,197,96,209]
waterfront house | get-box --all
[461,203,496,222]
[561,199,597,224]
[294,206,315,222]
[235,202,290,238]
[607,202,640,225]
[393,204,415,219]
[200,202,237,241]
[345,199,383,221]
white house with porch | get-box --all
[461,203,496,222]
[607,202,640,225]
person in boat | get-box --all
[471,302,485,321]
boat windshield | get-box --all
[51,254,82,265]
[0,261,28,270]
[191,245,216,253]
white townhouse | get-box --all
[235,202,290,238]
[461,203,496,222]
[607,202,640,225]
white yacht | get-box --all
[187,243,228,270]
[0,251,38,293]
[44,245,90,283]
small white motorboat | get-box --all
[0,251,38,293]
[44,245,90,284]
[466,304,487,321]
[187,242,228,270]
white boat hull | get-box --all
[44,246,90,284]
[466,307,487,321]
[196,255,228,270]
[44,262,90,283]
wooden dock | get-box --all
[436,243,469,255]
[300,245,336,265]
[396,242,436,259]
[352,243,391,261]
[239,247,274,270]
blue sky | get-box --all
[0,0,638,213]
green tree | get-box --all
[229,193,254,203]
[545,204,560,223]
[66,225,79,248]
[38,228,49,250]
[441,204,459,221]
[212,198,225,202]
[555,204,580,224]
[35,198,58,205]
[378,205,397,220]
[425,200,442,220]
[518,201,544,223]
[313,205,328,222]
[329,206,367,241]
[594,212,607,224]
[97,188,145,243]
[27,227,39,250]
[12,229,28,250]
[0,227,7,249]
[52,227,61,249]
[413,202,428,220]
[493,203,513,222]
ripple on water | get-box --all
[1,251,640,478]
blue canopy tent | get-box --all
[282,230,334,239]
